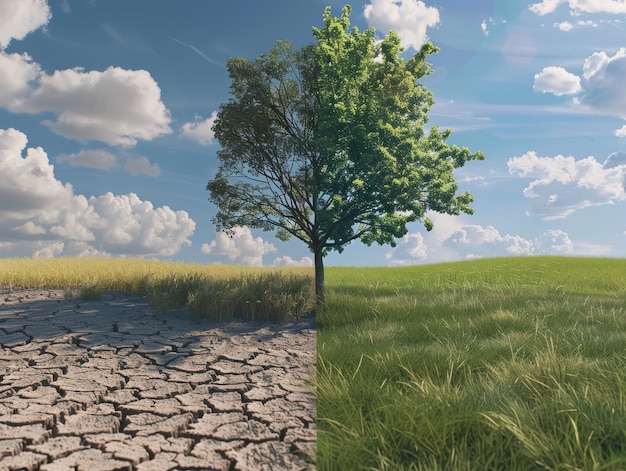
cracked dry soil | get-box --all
[0,288,316,471]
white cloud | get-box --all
[556,21,574,31]
[444,226,573,258]
[0,128,195,257]
[124,156,160,177]
[385,232,428,266]
[12,221,47,235]
[181,111,217,146]
[385,224,575,264]
[383,213,467,265]
[87,192,194,255]
[32,241,65,258]
[571,0,626,14]
[580,48,626,117]
[15,66,172,147]
[583,50,612,80]
[2,57,172,149]
[533,229,575,254]
[616,125,626,137]
[530,0,565,15]
[272,256,314,267]
[202,226,277,266]
[508,150,626,219]
[555,20,597,31]
[536,49,626,125]
[363,0,440,51]
[0,51,40,109]
[0,128,73,219]
[0,0,51,49]
[533,66,582,96]
[444,225,535,258]
[57,149,119,169]
[531,0,626,15]
[569,0,626,14]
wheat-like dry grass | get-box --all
[0,257,315,322]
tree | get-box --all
[207,5,484,304]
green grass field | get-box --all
[318,256,626,470]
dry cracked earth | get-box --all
[0,288,316,471]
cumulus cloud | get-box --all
[0,51,40,109]
[534,49,626,135]
[385,232,428,266]
[201,226,277,266]
[533,66,582,96]
[0,128,195,257]
[444,225,533,258]
[384,212,468,265]
[363,0,440,51]
[13,66,172,146]
[56,149,119,170]
[557,21,574,31]
[444,226,573,259]
[87,192,193,254]
[0,0,51,49]
[555,20,597,31]
[529,0,564,15]
[124,156,160,177]
[0,8,172,149]
[0,3,46,111]
[574,0,626,13]
[508,150,626,219]
[13,221,47,235]
[385,224,574,264]
[530,0,626,15]
[181,111,217,146]
[0,128,73,219]
[272,256,314,267]
[580,48,626,117]
[533,229,575,254]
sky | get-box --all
[1,0,626,267]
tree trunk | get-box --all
[314,247,325,305]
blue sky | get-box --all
[1,0,626,267]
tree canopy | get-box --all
[207,5,484,303]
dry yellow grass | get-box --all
[0,257,310,291]
[0,257,315,322]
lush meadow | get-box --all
[0,257,314,322]
[318,257,626,470]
